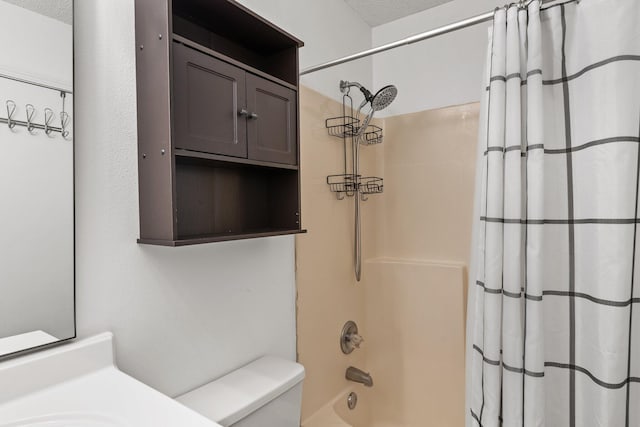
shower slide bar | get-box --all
[300,0,576,76]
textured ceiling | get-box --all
[1,0,72,24]
[344,0,454,26]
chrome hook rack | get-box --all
[0,94,71,139]
[0,72,72,139]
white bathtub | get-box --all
[302,388,366,427]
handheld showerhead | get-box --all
[370,85,397,111]
[340,80,397,112]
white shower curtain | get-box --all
[467,0,640,426]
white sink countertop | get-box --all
[0,333,221,427]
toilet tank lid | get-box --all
[176,356,305,426]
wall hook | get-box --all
[25,104,36,134]
[6,100,16,130]
[44,108,54,136]
[60,111,70,138]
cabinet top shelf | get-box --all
[172,35,298,92]
[172,0,304,51]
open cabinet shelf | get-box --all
[174,149,299,171]
[134,0,304,245]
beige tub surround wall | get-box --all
[297,93,479,425]
[380,102,480,266]
[357,103,479,426]
[297,86,382,422]
[362,259,467,427]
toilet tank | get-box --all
[177,356,305,427]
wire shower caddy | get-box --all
[324,89,384,201]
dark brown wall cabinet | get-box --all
[134,0,305,246]
[173,43,297,165]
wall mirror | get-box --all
[0,0,74,358]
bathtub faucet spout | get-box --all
[345,366,373,387]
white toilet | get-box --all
[177,356,305,427]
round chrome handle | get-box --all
[238,108,249,117]
[249,112,259,120]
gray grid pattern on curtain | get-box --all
[469,0,640,426]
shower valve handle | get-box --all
[341,321,363,354]
[348,333,364,348]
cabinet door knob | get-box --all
[239,108,249,117]
[249,112,259,120]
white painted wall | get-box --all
[73,0,370,398]
[237,0,372,102]
[373,0,505,116]
[238,0,505,115]
[0,2,74,342]
[1,0,72,25]
[0,1,72,91]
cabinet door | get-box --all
[173,42,247,158]
[246,74,297,165]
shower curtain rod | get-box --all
[299,0,563,76]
